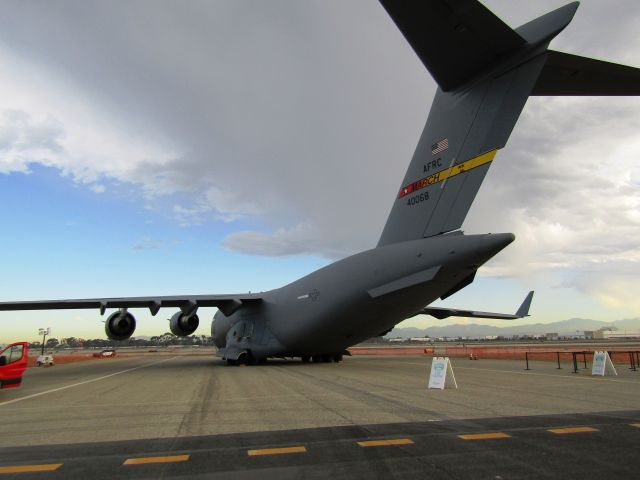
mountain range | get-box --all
[387,318,640,339]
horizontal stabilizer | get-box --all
[418,291,534,320]
[379,0,525,91]
[532,51,640,96]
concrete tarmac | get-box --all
[0,354,639,478]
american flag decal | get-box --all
[431,138,448,155]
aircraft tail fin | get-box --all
[377,1,640,247]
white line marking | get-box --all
[0,356,178,407]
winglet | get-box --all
[515,291,534,318]
[418,290,535,320]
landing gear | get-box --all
[226,353,267,366]
[304,353,343,363]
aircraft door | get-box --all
[0,342,29,389]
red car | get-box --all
[0,342,28,389]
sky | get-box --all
[0,0,639,343]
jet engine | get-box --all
[105,311,136,341]
[170,311,199,336]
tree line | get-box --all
[29,333,214,349]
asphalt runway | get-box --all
[1,354,639,478]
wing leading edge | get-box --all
[0,294,263,317]
[418,291,534,320]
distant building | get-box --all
[545,333,558,340]
[600,331,640,339]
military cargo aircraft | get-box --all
[1,1,639,364]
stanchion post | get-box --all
[556,352,561,369]
[582,352,587,369]
[525,352,530,371]
[572,352,578,373]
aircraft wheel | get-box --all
[237,353,250,365]
[301,356,311,363]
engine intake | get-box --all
[105,311,136,341]
[170,311,199,336]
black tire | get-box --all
[333,354,343,363]
[301,356,311,363]
[312,355,323,363]
[36,361,42,367]
[226,359,237,366]
[237,353,249,365]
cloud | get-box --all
[0,109,64,174]
[465,96,640,310]
[0,0,638,315]
[223,222,349,258]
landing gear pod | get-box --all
[105,311,136,341]
[170,311,200,336]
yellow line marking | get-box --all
[548,426,599,435]
[399,149,497,198]
[458,432,511,440]
[247,446,307,456]
[123,454,189,465]
[0,463,62,473]
[631,423,640,428]
[357,438,415,447]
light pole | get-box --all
[38,328,50,355]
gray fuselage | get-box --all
[212,232,513,359]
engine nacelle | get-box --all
[105,311,136,341]
[170,311,199,336]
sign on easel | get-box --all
[428,357,457,389]
[591,351,618,376]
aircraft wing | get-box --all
[418,291,533,320]
[0,293,264,317]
